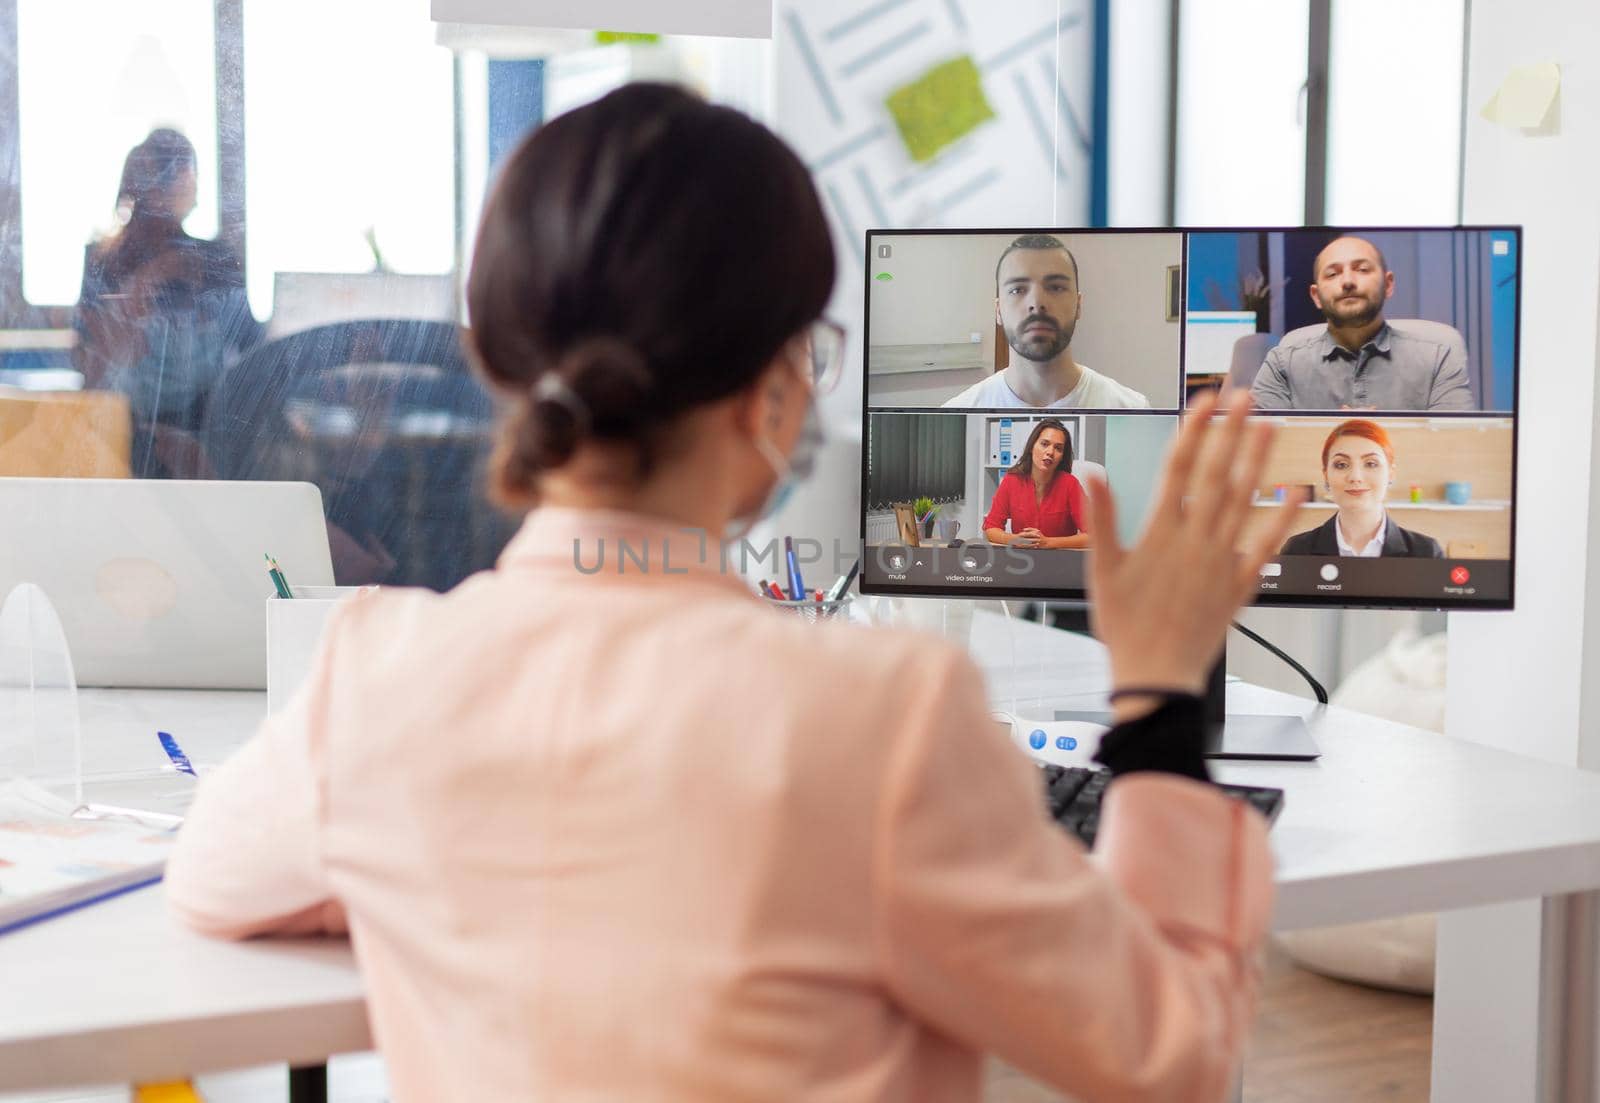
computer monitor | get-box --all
[861,226,1518,611]
[860,227,1520,755]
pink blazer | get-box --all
[167,507,1273,1102]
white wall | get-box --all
[1450,19,1600,783]
[1436,3,1600,1099]
[1069,233,1181,402]
[869,235,996,348]
[867,235,996,406]
[870,366,990,408]
[1101,415,1174,546]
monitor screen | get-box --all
[859,227,1519,610]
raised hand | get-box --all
[1080,391,1302,720]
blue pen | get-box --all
[785,536,805,600]
[158,731,197,777]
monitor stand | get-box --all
[1054,657,1321,761]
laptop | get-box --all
[0,479,335,689]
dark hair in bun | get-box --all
[466,83,836,507]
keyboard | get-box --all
[1039,765,1285,848]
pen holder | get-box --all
[266,585,368,714]
[767,595,854,623]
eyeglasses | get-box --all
[804,319,847,395]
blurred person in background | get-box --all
[73,128,261,476]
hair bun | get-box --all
[549,337,654,437]
[492,337,655,505]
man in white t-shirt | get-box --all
[943,234,1151,409]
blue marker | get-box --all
[158,731,196,777]
[784,536,805,601]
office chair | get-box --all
[1226,332,1280,392]
[1071,458,1106,495]
[202,319,517,591]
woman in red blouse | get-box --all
[983,418,1091,548]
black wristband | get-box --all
[1092,694,1211,783]
[1107,686,1205,704]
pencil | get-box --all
[265,554,294,599]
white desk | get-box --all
[971,610,1600,1103]
[968,613,1600,927]
[0,689,371,1093]
[5,612,1600,1101]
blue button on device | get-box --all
[1055,736,1077,751]
[1028,729,1047,750]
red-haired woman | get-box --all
[1280,419,1443,556]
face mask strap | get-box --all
[726,400,824,543]
[754,433,792,482]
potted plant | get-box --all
[1202,267,1287,334]
[1239,269,1287,334]
[913,496,939,538]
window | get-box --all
[16,0,218,305]
[242,0,455,319]
[1176,0,1465,227]
[1175,0,1309,225]
[1325,0,1463,223]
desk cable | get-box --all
[1230,620,1329,704]
[1003,602,1330,709]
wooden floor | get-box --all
[985,943,1434,1103]
[1243,942,1433,1102]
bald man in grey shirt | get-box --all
[1250,236,1475,411]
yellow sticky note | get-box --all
[1480,63,1560,129]
[886,56,996,164]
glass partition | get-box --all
[0,4,1094,687]
[3,1,508,608]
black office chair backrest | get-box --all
[202,319,517,591]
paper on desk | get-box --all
[1480,63,1560,129]
[0,778,174,935]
